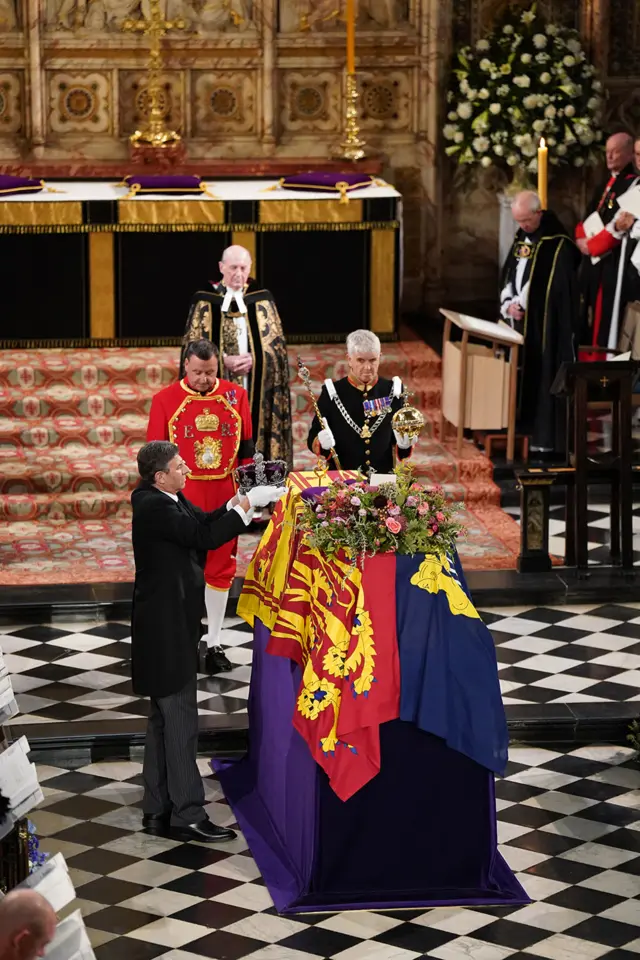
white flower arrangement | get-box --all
[445,1,603,174]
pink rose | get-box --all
[385,517,402,534]
[436,511,445,522]
[350,496,361,506]
[417,503,429,516]
[432,523,439,533]
[358,508,367,517]
[406,495,418,507]
[388,505,401,516]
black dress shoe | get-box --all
[204,646,233,674]
[171,819,237,843]
[142,814,171,836]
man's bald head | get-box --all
[606,132,634,174]
[511,190,543,235]
[219,245,252,291]
[0,889,57,960]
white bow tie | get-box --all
[221,288,247,313]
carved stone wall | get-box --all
[0,0,637,316]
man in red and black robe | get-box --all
[575,132,636,358]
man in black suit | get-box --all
[131,440,285,843]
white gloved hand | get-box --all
[317,418,336,450]
[247,485,288,508]
[393,430,415,450]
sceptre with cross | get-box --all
[122,0,185,148]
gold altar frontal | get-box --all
[0,180,401,344]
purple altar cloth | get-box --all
[214,620,530,914]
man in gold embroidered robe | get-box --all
[182,245,293,469]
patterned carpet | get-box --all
[0,343,522,584]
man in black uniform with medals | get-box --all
[307,329,416,474]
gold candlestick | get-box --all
[122,0,185,151]
[335,72,366,163]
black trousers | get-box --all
[142,674,205,827]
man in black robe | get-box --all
[182,245,293,468]
[307,329,416,473]
[575,132,636,357]
[131,440,284,843]
[500,191,580,457]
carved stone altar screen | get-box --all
[0,0,636,313]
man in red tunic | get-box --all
[575,132,636,358]
[146,339,254,674]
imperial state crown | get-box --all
[235,452,289,494]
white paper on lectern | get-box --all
[617,186,640,218]
[610,351,632,361]
[44,909,96,960]
[584,210,605,265]
[19,853,76,913]
[440,309,524,346]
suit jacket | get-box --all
[130,483,246,698]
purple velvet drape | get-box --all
[215,619,530,914]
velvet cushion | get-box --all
[280,172,374,192]
[0,175,45,196]
[120,174,204,194]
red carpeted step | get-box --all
[0,446,139,495]
[0,386,153,420]
[0,491,132,523]
[0,348,179,389]
[0,415,148,449]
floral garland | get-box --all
[298,465,465,565]
[444,2,603,174]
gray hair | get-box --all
[346,329,381,356]
[511,190,541,215]
[137,441,179,483]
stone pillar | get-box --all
[261,0,276,152]
[26,0,44,153]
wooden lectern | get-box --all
[552,360,638,574]
[439,310,525,462]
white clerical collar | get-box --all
[157,488,178,502]
[221,287,247,314]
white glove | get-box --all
[246,485,288,508]
[317,418,336,451]
[393,430,415,450]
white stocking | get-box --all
[203,587,229,649]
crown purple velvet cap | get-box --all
[0,175,45,196]
[280,172,374,192]
[121,174,204,193]
[235,452,288,493]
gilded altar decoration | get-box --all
[444,3,603,180]
[194,435,222,469]
[194,407,219,431]
[121,0,185,154]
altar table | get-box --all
[214,491,530,914]
[0,179,400,344]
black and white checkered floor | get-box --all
[503,503,640,567]
[33,742,640,960]
[4,603,640,734]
